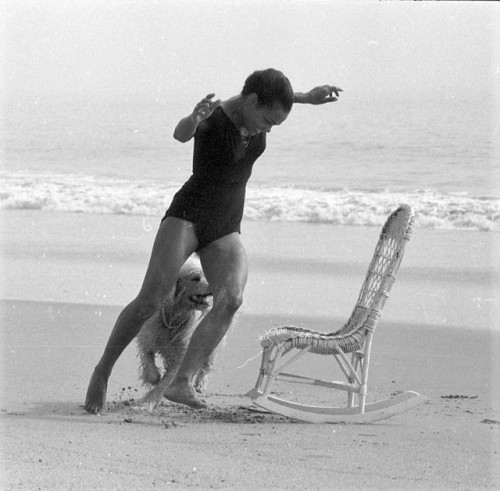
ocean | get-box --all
[1,94,498,232]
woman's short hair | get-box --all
[242,69,294,112]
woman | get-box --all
[85,69,342,412]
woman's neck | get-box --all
[221,96,248,135]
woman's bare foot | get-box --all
[84,367,108,414]
[163,381,208,409]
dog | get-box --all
[136,254,214,410]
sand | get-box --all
[1,210,499,489]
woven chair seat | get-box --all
[260,325,366,354]
[260,304,381,354]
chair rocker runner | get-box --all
[247,205,428,423]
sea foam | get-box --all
[1,172,498,231]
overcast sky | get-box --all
[2,0,499,102]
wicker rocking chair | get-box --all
[247,205,428,423]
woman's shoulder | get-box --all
[196,106,234,137]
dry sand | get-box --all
[1,211,499,489]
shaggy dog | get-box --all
[136,254,213,409]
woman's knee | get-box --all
[214,288,244,315]
[129,292,163,320]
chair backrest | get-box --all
[335,204,415,342]
[260,205,415,355]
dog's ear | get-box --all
[173,279,182,299]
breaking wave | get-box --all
[1,172,498,231]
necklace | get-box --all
[226,101,251,149]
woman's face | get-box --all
[242,96,290,136]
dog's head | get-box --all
[173,254,212,312]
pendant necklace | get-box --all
[233,106,250,148]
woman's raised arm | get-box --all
[174,93,221,142]
[293,85,343,105]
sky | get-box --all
[2,0,499,103]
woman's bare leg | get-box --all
[84,218,199,413]
[163,232,248,408]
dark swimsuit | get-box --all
[163,107,266,250]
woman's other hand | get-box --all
[192,93,221,123]
[298,86,343,105]
[174,94,221,142]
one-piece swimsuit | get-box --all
[163,106,266,250]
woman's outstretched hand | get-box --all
[192,93,221,123]
[299,85,343,105]
[174,93,221,142]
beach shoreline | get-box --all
[2,1,498,487]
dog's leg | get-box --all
[141,342,187,411]
[138,350,161,387]
[193,348,217,394]
[141,372,177,411]
[136,313,165,387]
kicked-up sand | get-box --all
[1,210,499,489]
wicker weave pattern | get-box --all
[260,205,415,355]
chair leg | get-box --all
[254,346,273,392]
[347,352,360,408]
[358,336,374,414]
[261,344,287,397]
